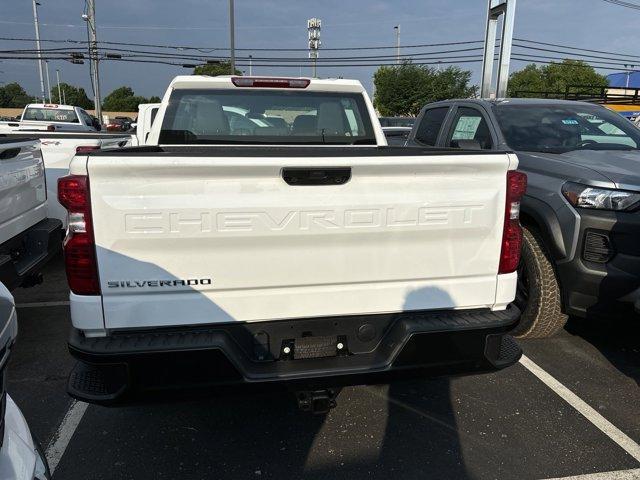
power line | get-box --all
[601,0,640,10]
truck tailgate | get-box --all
[86,148,513,329]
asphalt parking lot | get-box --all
[8,255,640,480]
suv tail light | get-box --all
[231,77,310,88]
[76,145,100,154]
[58,175,100,295]
[499,171,527,274]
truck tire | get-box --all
[512,226,568,338]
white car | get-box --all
[61,75,524,412]
[0,283,50,479]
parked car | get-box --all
[0,138,62,290]
[60,75,523,410]
[0,104,98,133]
[408,98,640,337]
[114,116,134,130]
[382,126,412,145]
[378,116,415,128]
[105,118,127,132]
[0,282,51,479]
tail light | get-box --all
[499,171,527,274]
[75,145,100,154]
[58,175,100,295]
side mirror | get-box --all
[92,118,102,131]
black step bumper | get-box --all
[68,304,522,405]
[0,218,62,290]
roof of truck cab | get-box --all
[168,75,366,93]
[25,103,76,110]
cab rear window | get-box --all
[159,89,376,145]
[23,108,79,123]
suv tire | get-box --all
[513,226,568,338]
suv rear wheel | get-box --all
[513,226,568,338]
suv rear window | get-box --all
[159,89,376,145]
[23,107,78,123]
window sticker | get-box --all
[452,116,482,140]
[561,118,579,125]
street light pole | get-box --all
[86,0,102,120]
[229,0,236,74]
[56,68,62,103]
[31,0,46,103]
[249,55,252,76]
[44,60,52,103]
[394,25,401,64]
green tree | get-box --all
[148,96,162,103]
[0,82,34,108]
[373,63,477,116]
[50,83,93,109]
[102,86,148,111]
[193,61,242,76]
[508,60,608,97]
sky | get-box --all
[0,0,638,101]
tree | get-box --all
[148,96,162,103]
[50,83,93,109]
[193,61,242,76]
[373,63,477,116]
[0,82,34,108]
[102,86,149,111]
[508,60,608,97]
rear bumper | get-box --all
[556,209,640,317]
[0,218,62,290]
[68,305,521,405]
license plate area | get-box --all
[280,335,348,360]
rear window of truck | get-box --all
[23,107,79,123]
[159,89,376,145]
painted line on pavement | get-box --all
[543,468,640,479]
[45,399,89,474]
[520,355,640,464]
[15,300,69,308]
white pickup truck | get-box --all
[0,138,61,290]
[61,76,524,410]
[0,104,99,133]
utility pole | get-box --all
[394,25,401,64]
[56,68,62,104]
[85,0,102,120]
[480,0,517,98]
[45,61,52,103]
[249,55,253,76]
[308,18,321,78]
[31,0,46,103]
[229,0,236,74]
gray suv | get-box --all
[408,98,640,338]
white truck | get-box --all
[61,76,524,411]
[0,104,99,133]
[0,138,61,290]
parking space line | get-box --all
[543,467,640,479]
[15,300,69,308]
[520,355,640,464]
[45,400,89,474]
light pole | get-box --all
[45,60,52,103]
[56,69,62,104]
[31,0,46,103]
[229,0,236,74]
[394,25,400,64]
[249,55,252,76]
